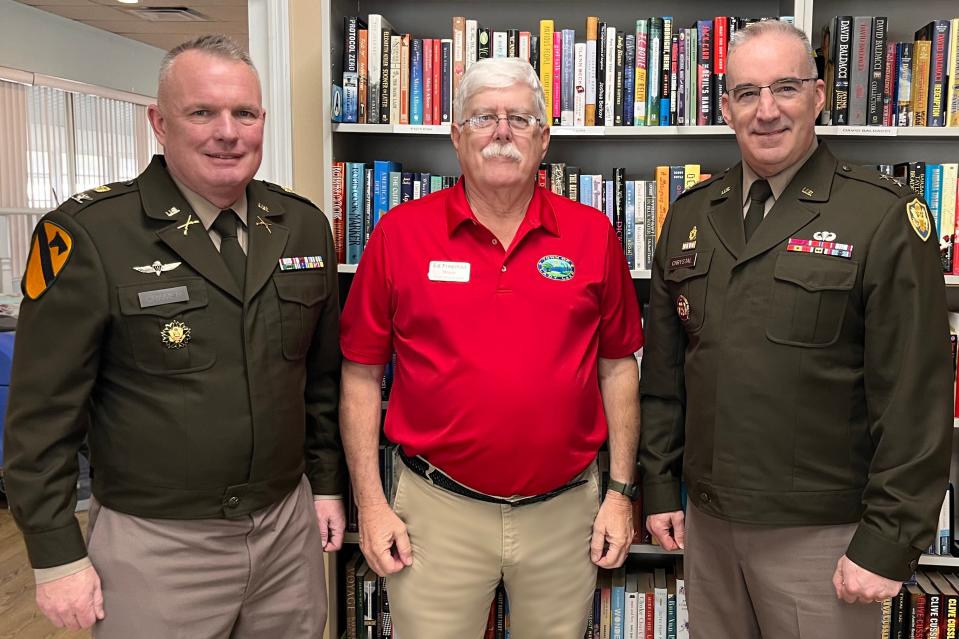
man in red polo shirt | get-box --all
[340,57,643,638]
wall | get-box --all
[0,0,163,97]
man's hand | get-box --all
[314,499,347,552]
[358,502,413,577]
[36,565,105,630]
[832,555,902,604]
[590,492,634,569]
[646,510,685,551]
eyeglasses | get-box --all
[461,113,542,132]
[727,77,818,106]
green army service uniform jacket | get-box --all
[639,143,952,581]
[4,156,344,569]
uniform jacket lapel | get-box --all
[244,181,289,303]
[139,157,243,301]
[737,143,834,266]
[706,166,747,260]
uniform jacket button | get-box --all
[700,492,710,503]
[227,496,240,507]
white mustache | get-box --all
[482,142,523,162]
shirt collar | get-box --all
[444,178,560,237]
[169,174,249,231]
[742,138,819,205]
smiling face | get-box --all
[721,32,824,177]
[147,50,265,207]
[450,83,550,193]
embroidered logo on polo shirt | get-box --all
[537,255,575,281]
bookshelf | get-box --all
[295,0,959,635]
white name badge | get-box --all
[428,261,471,282]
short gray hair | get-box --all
[454,57,547,123]
[159,35,256,85]
[727,20,818,78]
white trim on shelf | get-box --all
[919,554,959,568]
[629,544,683,556]
[338,264,358,273]
[946,275,959,286]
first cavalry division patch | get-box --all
[24,221,74,299]
[906,198,932,242]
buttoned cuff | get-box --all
[313,494,342,501]
[641,479,683,515]
[846,524,921,582]
[34,557,92,584]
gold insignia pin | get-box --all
[720,186,731,196]
[93,185,111,193]
[801,187,815,197]
[164,206,181,217]
[688,226,698,241]
[177,215,200,236]
[282,185,295,193]
[161,320,191,349]
[257,202,270,213]
[256,216,273,234]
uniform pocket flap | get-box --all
[773,252,858,292]
[117,278,209,318]
[664,249,713,283]
[274,275,327,306]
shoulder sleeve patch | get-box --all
[24,221,75,299]
[905,198,932,242]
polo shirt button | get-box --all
[227,496,240,507]
[491,239,498,245]
[501,265,507,272]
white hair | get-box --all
[454,57,547,123]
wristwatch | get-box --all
[606,479,639,500]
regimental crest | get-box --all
[132,260,182,277]
[161,320,191,349]
[92,185,111,193]
[676,295,690,322]
[688,226,698,241]
[536,255,575,281]
[24,221,74,299]
[906,198,931,242]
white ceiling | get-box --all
[14,0,248,52]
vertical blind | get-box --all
[0,79,159,297]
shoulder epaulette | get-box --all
[676,170,726,201]
[263,181,319,208]
[836,163,912,199]
[56,180,139,217]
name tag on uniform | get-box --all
[138,286,189,308]
[428,261,470,282]
[668,254,697,270]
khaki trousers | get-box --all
[685,501,881,639]
[386,460,601,639]
[88,475,327,639]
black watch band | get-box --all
[607,479,639,500]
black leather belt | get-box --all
[399,449,587,507]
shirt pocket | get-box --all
[116,278,216,374]
[664,249,713,334]
[274,274,328,360]
[766,252,858,348]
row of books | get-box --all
[344,550,394,639]
[588,565,689,639]
[819,17,959,127]
[878,162,958,273]
[331,159,710,269]
[886,571,959,639]
[335,14,793,127]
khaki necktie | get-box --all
[744,179,772,242]
[212,209,246,289]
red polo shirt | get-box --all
[340,179,643,496]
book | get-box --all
[849,16,872,126]
[586,17,599,126]
[912,40,932,126]
[331,161,346,264]
[366,14,393,125]
[833,16,852,125]
[635,19,649,126]
[452,16,466,122]
[916,20,952,127]
[540,20,555,124]
[867,16,887,126]
[896,42,914,127]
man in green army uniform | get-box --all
[3,36,344,636]
[640,20,952,638]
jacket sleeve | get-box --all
[303,216,346,495]
[639,207,688,514]
[4,210,108,568]
[846,193,953,581]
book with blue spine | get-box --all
[400,172,414,203]
[410,39,424,125]
[579,174,593,207]
[647,18,663,126]
[345,162,365,264]
[611,565,626,639]
[363,167,374,246]
[605,180,615,227]
[625,179,636,269]
[373,160,400,229]
[925,163,944,238]
[660,17,673,125]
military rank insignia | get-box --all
[279,256,325,271]
[24,221,74,299]
[676,295,690,322]
[906,198,931,242]
[161,320,191,349]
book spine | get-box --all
[367,14,383,124]
[586,16,598,126]
[379,28,392,124]
[669,33,678,125]
[331,162,346,264]
[615,32,625,126]
[566,166,580,202]
[358,29,368,123]
[441,39,453,123]
[928,21,951,127]
[942,164,958,272]
[411,39,423,125]
[834,16,852,125]
[635,20,648,126]
[346,163,364,264]
[648,19,662,126]
[948,19,959,127]
[882,38,896,126]
[562,29,575,126]
[363,168,373,245]
[660,17,672,125]
[712,16,728,125]
[493,32,507,59]
[867,17,887,125]
[553,31,562,125]
[697,21,712,125]
[849,16,872,125]
[540,20,555,125]
[343,17,360,123]
[897,42,914,126]
[676,31,685,126]
[655,165,669,242]
[574,43,587,126]
[625,179,636,269]
[913,41,932,126]
[389,35,401,125]
[605,26,616,125]
[466,19,478,69]
[452,17,466,122]
[519,31,531,63]
[399,34,410,125]
[624,34,635,127]
[597,22,607,126]
[478,28,491,60]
